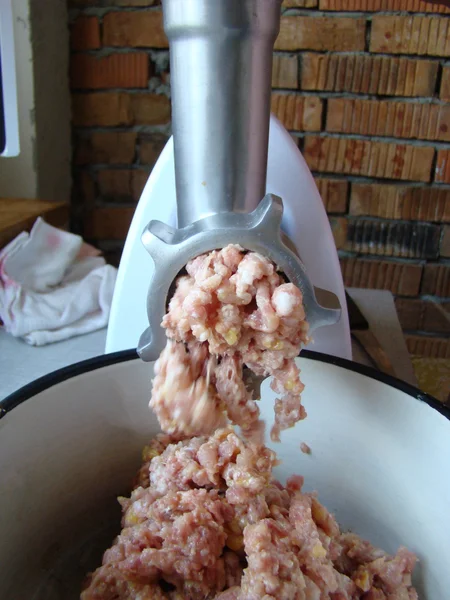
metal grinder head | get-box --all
[137,0,341,361]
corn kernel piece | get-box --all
[227,534,244,551]
[354,570,371,592]
[224,328,238,346]
[311,541,327,558]
[227,519,242,535]
[273,340,284,350]
[311,501,328,525]
[284,380,295,391]
[142,446,160,462]
[234,475,248,485]
[125,510,140,526]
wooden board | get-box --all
[0,198,69,249]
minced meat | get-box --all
[81,429,418,600]
[151,245,309,442]
[81,247,418,600]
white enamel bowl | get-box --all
[1,351,449,599]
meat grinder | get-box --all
[106,0,351,361]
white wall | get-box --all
[0,0,71,202]
[0,0,37,198]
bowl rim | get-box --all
[1,349,448,422]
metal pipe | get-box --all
[162,0,281,228]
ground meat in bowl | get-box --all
[81,429,418,600]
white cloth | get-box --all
[0,218,117,346]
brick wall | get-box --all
[68,0,450,358]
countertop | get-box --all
[0,288,416,402]
[0,197,69,249]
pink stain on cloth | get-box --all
[0,218,117,346]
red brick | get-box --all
[435,150,450,183]
[405,334,450,358]
[97,168,150,202]
[72,93,130,127]
[326,98,450,143]
[423,301,450,332]
[75,132,137,165]
[100,168,149,202]
[343,219,440,259]
[72,92,170,127]
[304,136,434,182]
[301,54,438,97]
[370,16,450,57]
[132,169,150,201]
[315,178,348,213]
[84,207,136,241]
[320,0,450,11]
[271,94,322,131]
[395,298,424,330]
[275,16,366,52]
[396,298,450,333]
[421,263,450,296]
[103,10,167,48]
[329,217,347,249]
[340,257,423,296]
[272,55,298,89]
[98,169,132,200]
[441,66,450,101]
[139,134,167,166]
[350,183,450,222]
[283,0,317,6]
[70,16,100,51]
[70,53,149,90]
[441,225,450,257]
[131,93,171,125]
[73,171,96,207]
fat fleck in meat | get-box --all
[152,245,310,441]
[81,429,418,600]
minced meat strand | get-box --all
[300,442,311,455]
[152,245,310,442]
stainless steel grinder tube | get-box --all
[162,0,282,228]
